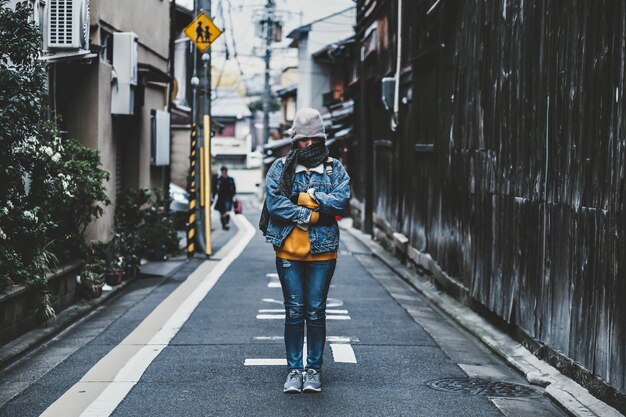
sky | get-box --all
[177,0,356,79]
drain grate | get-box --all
[426,378,542,398]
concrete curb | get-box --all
[0,260,189,371]
[341,221,623,417]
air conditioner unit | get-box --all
[112,32,138,86]
[111,32,138,115]
[45,0,90,50]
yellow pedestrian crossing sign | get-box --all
[184,12,223,52]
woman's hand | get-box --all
[290,193,335,225]
[291,193,319,210]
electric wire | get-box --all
[214,0,229,92]
[227,0,246,76]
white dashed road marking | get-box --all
[266,273,281,288]
[327,336,359,343]
[253,336,285,341]
[261,298,283,305]
[326,298,344,307]
[244,359,287,366]
[246,338,358,366]
[330,344,357,363]
[256,314,352,320]
[261,297,344,308]
[257,309,349,314]
[249,279,357,366]
[253,336,359,343]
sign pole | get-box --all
[184,5,222,258]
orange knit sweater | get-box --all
[275,193,337,261]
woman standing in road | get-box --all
[262,108,351,393]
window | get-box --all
[100,30,113,64]
[216,122,235,137]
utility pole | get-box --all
[262,0,275,145]
[198,0,212,120]
[187,0,213,258]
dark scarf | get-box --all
[277,142,329,196]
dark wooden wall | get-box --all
[353,0,626,403]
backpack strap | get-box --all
[324,157,334,177]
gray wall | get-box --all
[97,0,170,66]
[63,62,116,242]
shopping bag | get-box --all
[234,199,243,214]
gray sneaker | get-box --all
[302,369,322,392]
[283,369,303,393]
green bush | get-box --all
[28,135,111,261]
[1,0,49,289]
[0,2,110,319]
[141,191,180,259]
[114,189,179,276]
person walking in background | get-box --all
[262,108,351,393]
[213,166,236,230]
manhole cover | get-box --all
[426,378,542,398]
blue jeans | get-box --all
[275,257,336,370]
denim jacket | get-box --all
[265,157,351,253]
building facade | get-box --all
[32,0,173,241]
[351,0,626,410]
[287,6,356,111]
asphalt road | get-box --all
[0,198,566,417]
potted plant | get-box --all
[79,257,105,299]
[112,232,141,280]
[105,256,124,285]
[88,241,121,286]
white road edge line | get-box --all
[41,214,256,417]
